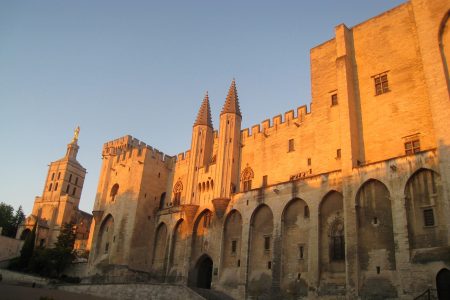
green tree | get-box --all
[0,202,14,237]
[13,206,26,236]
[52,222,76,275]
[19,222,37,269]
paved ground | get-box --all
[0,282,110,300]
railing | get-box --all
[414,288,437,300]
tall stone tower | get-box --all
[185,93,214,206]
[17,127,89,248]
[212,80,242,215]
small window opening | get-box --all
[336,149,341,159]
[331,93,338,106]
[75,177,78,185]
[288,139,295,152]
[57,172,61,180]
[69,174,72,182]
[51,173,55,180]
[262,175,268,187]
[307,158,311,166]
[231,240,237,254]
[376,266,380,274]
[374,73,389,95]
[299,245,304,259]
[237,259,240,267]
[72,187,76,196]
[48,183,53,191]
[304,205,310,218]
[66,184,70,193]
[405,139,420,155]
[264,236,271,251]
[105,242,109,253]
[110,184,119,202]
[373,217,378,225]
[54,182,58,191]
[423,209,435,227]
[267,261,272,269]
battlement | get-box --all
[102,135,175,165]
[176,150,191,163]
[241,104,310,138]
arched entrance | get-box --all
[437,268,450,299]
[20,228,31,240]
[195,255,213,289]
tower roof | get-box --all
[221,79,241,117]
[194,92,213,127]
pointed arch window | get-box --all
[173,180,183,206]
[110,184,119,202]
[241,166,254,192]
[330,219,345,261]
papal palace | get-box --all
[15,0,450,298]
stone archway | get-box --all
[193,254,213,289]
[20,228,31,240]
[437,268,450,299]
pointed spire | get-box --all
[194,92,213,127]
[221,79,241,117]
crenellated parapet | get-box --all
[101,135,175,167]
[241,104,311,139]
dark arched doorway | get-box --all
[437,268,450,300]
[20,228,31,240]
[196,255,213,289]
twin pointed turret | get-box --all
[194,92,213,128]
[194,80,242,127]
[221,79,241,117]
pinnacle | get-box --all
[194,92,213,127]
[221,79,242,117]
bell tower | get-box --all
[17,127,87,247]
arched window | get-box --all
[241,166,254,192]
[66,184,70,193]
[110,184,119,202]
[72,187,76,196]
[173,180,183,206]
[159,192,166,209]
[48,183,53,191]
[54,182,59,191]
[330,220,345,261]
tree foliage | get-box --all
[18,222,37,269]
[9,222,76,278]
[0,203,26,238]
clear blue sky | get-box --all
[0,0,405,215]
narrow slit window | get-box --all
[264,236,271,251]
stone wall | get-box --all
[0,235,23,262]
[57,283,204,300]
